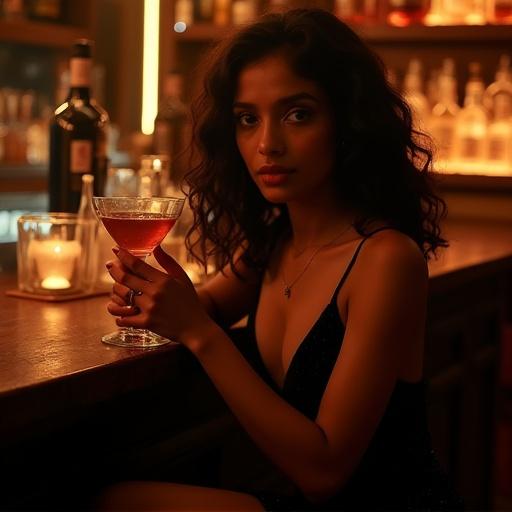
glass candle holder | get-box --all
[17,213,98,295]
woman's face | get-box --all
[233,52,337,205]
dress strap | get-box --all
[329,226,395,304]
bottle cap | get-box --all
[72,39,93,59]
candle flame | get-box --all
[41,276,72,290]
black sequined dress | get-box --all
[233,228,464,511]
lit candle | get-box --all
[28,239,81,290]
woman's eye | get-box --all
[286,108,312,123]
[236,113,258,127]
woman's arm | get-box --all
[107,233,427,503]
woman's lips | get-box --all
[259,173,291,186]
[257,165,295,186]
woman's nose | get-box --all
[257,121,285,156]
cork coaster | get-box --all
[5,288,110,302]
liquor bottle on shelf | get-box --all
[424,0,444,25]
[48,39,109,213]
[138,155,170,198]
[426,68,440,108]
[4,89,26,164]
[18,90,34,163]
[387,0,429,26]
[442,0,486,24]
[334,0,378,24]
[214,0,231,24]
[26,0,63,22]
[2,0,25,20]
[493,0,512,23]
[429,58,460,166]
[153,72,188,186]
[451,62,488,171]
[194,0,214,21]
[465,0,486,24]
[232,0,257,24]
[484,56,512,172]
[484,55,512,112]
[402,58,429,131]
[175,0,194,25]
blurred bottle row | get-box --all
[345,0,512,27]
[0,0,65,23]
[0,88,51,166]
[399,55,512,174]
[174,0,512,28]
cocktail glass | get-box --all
[93,196,185,348]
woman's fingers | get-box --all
[154,246,194,288]
[107,260,151,295]
[107,302,139,317]
[153,245,182,276]
[113,247,164,282]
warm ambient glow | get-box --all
[141,0,160,135]
[29,239,81,290]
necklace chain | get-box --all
[281,224,352,299]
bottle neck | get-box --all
[78,175,95,218]
[68,57,92,101]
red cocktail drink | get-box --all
[101,213,177,257]
[92,196,185,348]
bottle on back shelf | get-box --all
[138,154,170,197]
[334,0,377,24]
[484,55,512,112]
[194,0,214,21]
[484,56,512,173]
[175,0,194,24]
[493,0,512,23]
[49,39,109,213]
[451,62,488,171]
[402,58,430,131]
[153,72,188,186]
[429,58,460,167]
[387,0,429,26]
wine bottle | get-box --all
[153,72,188,186]
[49,39,109,213]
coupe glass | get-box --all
[93,196,185,348]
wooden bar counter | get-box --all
[1,219,511,510]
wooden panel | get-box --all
[0,19,90,48]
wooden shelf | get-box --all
[175,21,512,44]
[0,164,48,193]
[0,19,89,48]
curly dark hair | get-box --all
[186,8,448,274]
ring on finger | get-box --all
[126,289,142,306]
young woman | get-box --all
[99,8,463,511]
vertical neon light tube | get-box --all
[141,0,160,135]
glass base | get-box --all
[102,328,174,348]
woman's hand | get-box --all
[106,245,214,348]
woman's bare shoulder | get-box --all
[359,228,428,280]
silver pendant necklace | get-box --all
[281,224,352,299]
